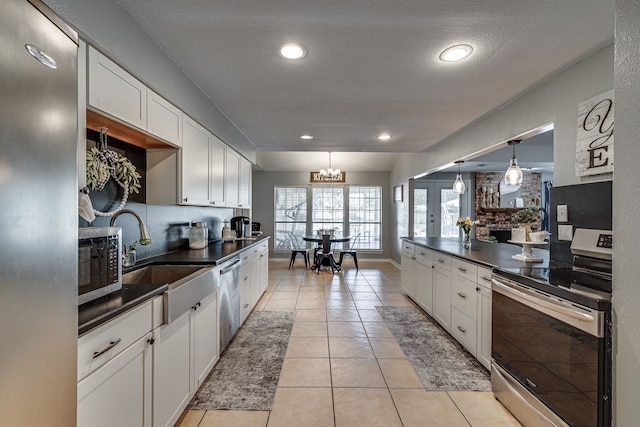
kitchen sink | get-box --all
[123,264,218,323]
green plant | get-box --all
[86,147,141,194]
[512,207,537,224]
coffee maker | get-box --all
[230,216,250,238]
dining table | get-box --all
[302,235,351,271]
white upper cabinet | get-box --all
[225,149,241,207]
[88,46,147,130]
[181,116,211,206]
[209,135,226,206]
[147,89,182,147]
[239,156,252,208]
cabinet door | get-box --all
[476,285,492,370]
[415,261,434,315]
[433,266,451,331]
[181,116,211,206]
[239,262,252,324]
[451,306,477,356]
[401,253,417,298]
[238,156,252,208]
[153,310,192,427]
[87,46,146,130]
[209,135,226,206]
[78,334,152,427]
[147,89,182,147]
[259,245,269,293]
[193,292,219,388]
[225,149,240,207]
[250,255,261,307]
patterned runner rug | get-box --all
[187,310,295,410]
[376,306,491,390]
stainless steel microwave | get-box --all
[78,227,122,305]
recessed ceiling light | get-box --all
[300,134,314,140]
[377,133,391,141]
[439,44,473,62]
[280,43,306,60]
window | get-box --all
[349,186,381,249]
[440,188,460,238]
[274,187,307,249]
[312,187,344,236]
[274,185,382,251]
[414,188,428,237]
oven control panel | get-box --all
[571,228,612,260]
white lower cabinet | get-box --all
[258,242,269,294]
[78,333,153,427]
[476,267,493,369]
[433,265,452,331]
[153,291,219,427]
[153,309,192,427]
[400,240,494,371]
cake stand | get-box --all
[508,240,548,262]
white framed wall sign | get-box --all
[576,89,614,177]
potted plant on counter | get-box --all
[512,207,538,240]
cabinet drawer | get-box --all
[414,246,433,265]
[451,277,478,318]
[451,306,477,356]
[433,253,452,270]
[401,241,415,256]
[78,301,153,381]
[451,258,477,282]
[477,267,493,289]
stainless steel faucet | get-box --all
[109,209,152,245]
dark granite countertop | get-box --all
[78,235,271,335]
[402,237,549,269]
[78,283,167,336]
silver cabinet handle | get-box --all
[481,276,491,282]
[419,251,426,256]
[243,303,249,308]
[457,292,467,299]
[438,259,445,263]
[458,267,467,272]
[182,197,188,202]
[93,338,122,359]
[457,326,466,334]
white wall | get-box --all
[389,44,614,263]
[612,1,640,425]
[252,171,391,258]
[43,0,256,162]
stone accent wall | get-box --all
[474,172,542,240]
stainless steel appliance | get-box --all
[491,228,612,427]
[78,227,122,304]
[0,1,78,425]
[218,256,242,351]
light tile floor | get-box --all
[176,260,521,427]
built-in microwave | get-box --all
[78,227,122,305]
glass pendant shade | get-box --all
[453,174,466,194]
[505,158,523,185]
[453,160,465,194]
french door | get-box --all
[413,181,470,238]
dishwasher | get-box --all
[218,256,242,351]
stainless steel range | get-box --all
[491,228,612,427]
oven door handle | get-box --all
[492,278,596,323]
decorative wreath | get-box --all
[85,128,141,217]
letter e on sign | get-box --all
[576,89,614,177]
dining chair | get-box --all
[287,231,310,269]
[313,234,340,273]
[338,233,360,269]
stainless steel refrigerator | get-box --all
[0,1,78,425]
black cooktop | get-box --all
[494,261,611,311]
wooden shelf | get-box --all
[479,207,523,213]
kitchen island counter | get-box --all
[402,237,549,269]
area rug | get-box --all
[187,310,295,410]
[376,306,491,391]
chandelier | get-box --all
[319,152,341,179]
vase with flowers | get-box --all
[456,216,479,248]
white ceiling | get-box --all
[114,0,612,168]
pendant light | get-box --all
[504,140,523,186]
[453,160,466,194]
[319,151,341,179]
